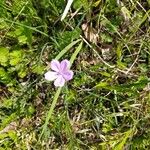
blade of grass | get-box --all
[48,1,59,16]
[61,0,74,21]
[95,78,150,92]
[1,1,29,41]
[128,9,150,42]
[70,41,83,66]
[3,19,49,37]
[40,41,83,139]
[55,39,81,60]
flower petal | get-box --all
[51,60,60,72]
[54,75,65,87]
[44,71,58,81]
[62,70,74,81]
[60,59,70,71]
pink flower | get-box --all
[44,59,74,87]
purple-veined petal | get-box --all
[60,59,70,71]
[51,60,60,72]
[44,71,58,81]
[54,75,65,87]
[62,70,73,81]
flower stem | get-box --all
[40,87,62,139]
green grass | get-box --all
[0,0,150,149]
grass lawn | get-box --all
[0,0,150,149]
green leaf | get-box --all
[1,113,16,128]
[0,47,9,66]
[8,131,17,141]
[0,67,10,83]
[95,82,109,88]
[18,69,27,78]
[12,0,28,14]
[28,105,35,115]
[116,43,123,60]
[0,67,7,77]
[92,0,101,7]
[9,50,23,66]
[0,20,8,29]
[14,27,24,36]
[58,27,81,49]
[1,98,13,108]
[113,129,133,150]
[0,133,8,140]
[100,71,111,77]
[18,35,28,44]
[32,64,45,74]
[73,0,89,10]
[100,33,113,43]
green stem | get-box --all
[40,87,62,138]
